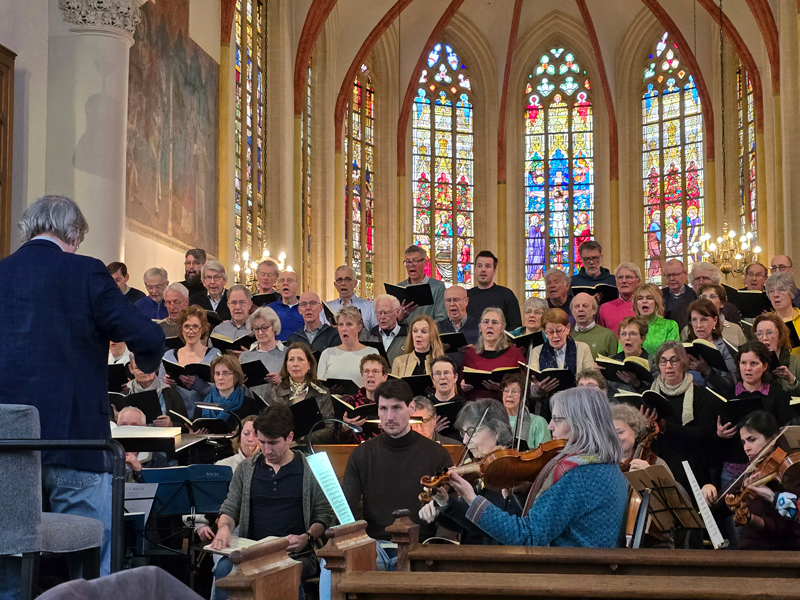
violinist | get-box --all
[723,412,800,550]
[611,403,669,475]
[501,374,550,451]
[448,387,628,548]
[418,399,522,545]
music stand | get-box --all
[624,465,704,549]
[140,464,233,521]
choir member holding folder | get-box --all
[161,306,221,415]
[461,308,524,401]
[753,313,800,392]
[766,273,800,357]
[318,306,379,387]
[685,299,737,398]
[238,306,286,400]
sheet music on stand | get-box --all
[124,483,158,523]
[624,465,704,534]
[682,461,729,549]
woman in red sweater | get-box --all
[461,307,524,400]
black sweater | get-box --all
[342,429,453,540]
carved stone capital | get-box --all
[58,0,147,39]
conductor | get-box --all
[0,196,165,587]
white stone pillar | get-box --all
[44,0,145,263]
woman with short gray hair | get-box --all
[446,387,628,547]
[509,297,548,337]
[419,399,520,545]
[766,273,800,356]
[240,306,285,398]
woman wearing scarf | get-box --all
[647,340,725,496]
[261,342,336,445]
[126,354,188,427]
[195,354,265,426]
[753,313,800,393]
[528,308,595,421]
[447,387,628,547]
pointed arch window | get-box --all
[641,32,705,285]
[737,64,757,237]
[233,0,267,282]
[412,43,474,286]
[523,47,594,297]
[344,65,375,298]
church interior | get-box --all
[2,0,797,296]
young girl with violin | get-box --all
[447,387,628,548]
[722,411,800,550]
[418,399,523,545]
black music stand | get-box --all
[624,465,704,549]
[140,464,233,520]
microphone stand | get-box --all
[193,402,244,440]
[307,418,363,455]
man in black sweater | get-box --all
[466,250,522,330]
[342,379,452,568]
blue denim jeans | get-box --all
[0,467,111,600]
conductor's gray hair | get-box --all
[143,267,168,282]
[454,398,514,448]
[550,387,621,464]
[19,195,89,246]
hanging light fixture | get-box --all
[699,0,760,276]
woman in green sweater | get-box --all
[631,283,679,356]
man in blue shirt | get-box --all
[327,265,377,331]
[268,270,303,342]
[134,266,169,319]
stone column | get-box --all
[44,0,145,263]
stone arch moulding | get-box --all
[504,10,612,298]
[744,0,779,94]
[294,0,338,116]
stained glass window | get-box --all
[523,47,594,297]
[412,43,474,286]
[641,32,705,285]
[234,0,267,283]
[301,61,312,288]
[737,64,757,236]
[344,65,375,298]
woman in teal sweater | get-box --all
[448,387,628,547]
[631,282,679,356]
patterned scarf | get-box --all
[650,373,694,425]
[128,376,167,395]
[522,452,603,515]
[202,386,244,421]
[538,337,578,372]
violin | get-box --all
[419,460,482,502]
[622,419,661,544]
[725,446,800,524]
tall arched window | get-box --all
[412,43,474,286]
[641,32,705,285]
[737,64,757,236]
[523,47,594,297]
[344,65,375,298]
[234,0,267,282]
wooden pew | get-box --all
[387,510,800,579]
[215,537,302,599]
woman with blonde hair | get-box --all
[317,305,379,387]
[391,314,444,376]
[631,283,679,355]
[461,308,525,400]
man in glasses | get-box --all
[395,245,446,323]
[287,291,341,353]
[327,264,377,332]
[179,248,207,296]
[770,255,800,308]
[661,258,696,331]
[743,262,768,292]
[212,284,255,356]
[365,294,408,366]
[157,282,190,337]
[570,241,616,289]
[189,260,232,321]
[134,266,169,319]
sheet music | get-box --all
[124,483,158,522]
[306,451,356,525]
[682,461,728,549]
[203,535,273,556]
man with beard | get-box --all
[180,248,206,297]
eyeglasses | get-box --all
[459,426,484,438]
[619,331,641,339]
[182,324,201,332]
[502,388,521,396]
[480,319,502,326]
[444,297,465,304]
[204,274,225,282]
[664,271,685,279]
[432,370,455,378]
[658,357,681,366]
[755,330,778,339]
[413,416,433,425]
[581,254,602,263]
[770,265,792,272]
[145,283,167,292]
[403,258,425,266]
[544,327,567,336]
[361,368,384,376]
[524,308,545,315]
[690,316,714,326]
[164,299,185,306]
[229,300,249,307]
[253,324,273,334]
[376,310,397,317]
[298,301,319,309]
[215,371,235,377]
[335,277,354,284]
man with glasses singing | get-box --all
[180,248,207,296]
[157,282,190,337]
[267,270,303,341]
[189,261,232,320]
[287,291,341,353]
[395,245,446,323]
[570,240,616,289]
[212,284,255,356]
[437,285,480,367]
[425,355,466,438]
[327,265,377,331]
[135,266,170,319]
[743,262,769,292]
[661,258,696,331]
[770,255,800,308]
[366,294,408,366]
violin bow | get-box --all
[516,359,533,451]
[455,404,491,466]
